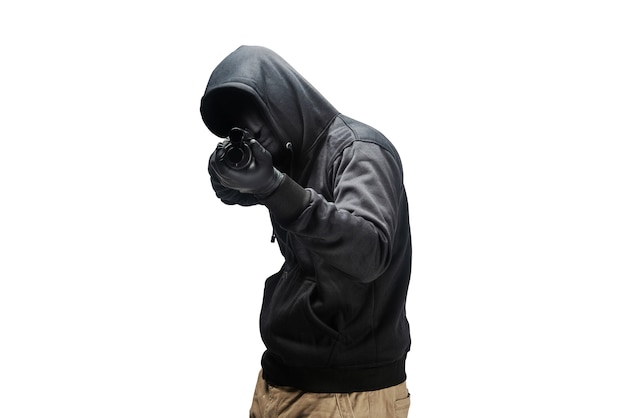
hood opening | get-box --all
[200,85,262,138]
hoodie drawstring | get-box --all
[270,141,295,243]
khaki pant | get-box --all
[249,370,410,418]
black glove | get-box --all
[209,172,259,206]
[209,139,284,199]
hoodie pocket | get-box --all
[260,268,340,367]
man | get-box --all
[201,45,412,417]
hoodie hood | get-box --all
[200,46,339,169]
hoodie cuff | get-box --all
[258,174,310,224]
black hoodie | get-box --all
[201,46,412,393]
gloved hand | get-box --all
[209,139,284,199]
[209,172,259,206]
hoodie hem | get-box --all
[261,353,407,393]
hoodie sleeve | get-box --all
[265,141,405,283]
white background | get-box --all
[1,1,625,417]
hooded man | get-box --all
[202,45,412,417]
